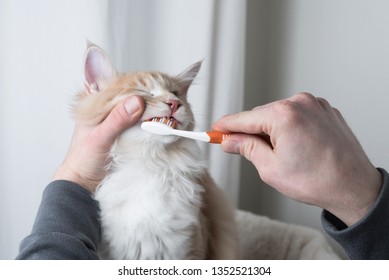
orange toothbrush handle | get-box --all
[206,131,230,144]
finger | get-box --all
[221,133,273,170]
[95,96,145,148]
[212,106,272,136]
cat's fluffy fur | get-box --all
[73,43,239,259]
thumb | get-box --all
[96,96,145,148]
[222,133,272,169]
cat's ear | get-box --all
[84,42,117,94]
[176,60,202,92]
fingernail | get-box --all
[124,97,141,115]
[222,138,241,154]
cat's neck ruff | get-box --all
[97,136,207,205]
[110,137,207,183]
[95,137,207,259]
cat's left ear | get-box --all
[176,60,202,93]
[84,42,117,94]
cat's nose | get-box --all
[166,99,181,114]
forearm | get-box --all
[322,168,389,259]
[16,180,101,259]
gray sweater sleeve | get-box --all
[16,180,100,259]
[321,168,389,259]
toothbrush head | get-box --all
[146,117,178,128]
[141,117,176,135]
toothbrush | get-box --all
[141,117,229,144]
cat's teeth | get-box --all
[148,117,178,129]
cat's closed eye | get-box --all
[134,89,151,95]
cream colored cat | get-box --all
[72,43,239,259]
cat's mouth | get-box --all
[146,116,180,129]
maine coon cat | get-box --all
[72,43,239,259]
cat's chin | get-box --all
[150,134,180,145]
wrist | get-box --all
[326,167,382,227]
[53,165,98,193]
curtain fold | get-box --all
[206,0,246,204]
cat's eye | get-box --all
[171,90,178,96]
[134,89,153,96]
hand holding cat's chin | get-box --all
[53,96,144,193]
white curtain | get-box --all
[0,0,246,259]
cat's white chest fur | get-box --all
[94,140,207,259]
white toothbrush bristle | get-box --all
[147,117,178,129]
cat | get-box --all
[72,43,239,259]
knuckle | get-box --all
[332,107,345,120]
[316,97,332,110]
[332,107,341,115]
[273,99,301,126]
[316,96,329,105]
[293,92,316,103]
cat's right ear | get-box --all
[84,42,117,95]
[176,60,202,94]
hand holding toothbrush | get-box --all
[212,92,382,227]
